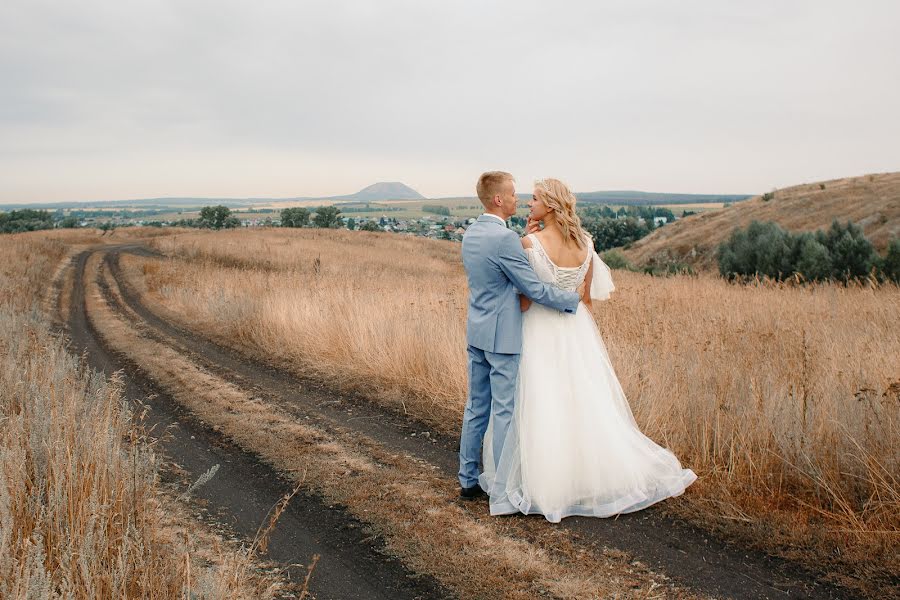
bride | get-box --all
[478,178,696,523]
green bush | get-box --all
[793,233,832,281]
[601,250,630,270]
[819,220,878,282]
[718,221,794,280]
[718,219,887,284]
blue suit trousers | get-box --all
[458,345,520,489]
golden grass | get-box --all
[145,228,469,422]
[623,171,900,270]
[0,230,288,598]
[87,245,693,599]
[130,227,900,588]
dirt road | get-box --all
[61,246,450,600]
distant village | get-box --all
[2,202,680,249]
[101,208,674,243]
[245,214,497,241]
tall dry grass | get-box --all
[147,228,469,419]
[138,228,899,580]
[0,230,282,598]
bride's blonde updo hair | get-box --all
[536,178,588,249]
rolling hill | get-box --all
[332,182,425,202]
[620,172,900,271]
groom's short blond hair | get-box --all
[476,171,514,207]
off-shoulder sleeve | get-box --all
[590,250,616,301]
[524,246,537,269]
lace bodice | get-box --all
[525,234,592,292]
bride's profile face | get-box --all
[528,189,550,221]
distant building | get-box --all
[653,216,668,226]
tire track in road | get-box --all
[106,244,859,600]
[62,247,452,600]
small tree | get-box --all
[360,220,381,232]
[280,207,310,228]
[717,221,794,280]
[793,233,832,281]
[820,220,877,282]
[199,205,239,230]
[313,206,341,228]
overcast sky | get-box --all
[2,1,899,203]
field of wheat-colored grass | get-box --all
[133,227,899,582]
[0,230,282,599]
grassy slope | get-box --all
[620,171,900,271]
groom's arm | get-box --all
[496,232,580,313]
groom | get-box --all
[458,171,583,500]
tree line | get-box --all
[718,220,900,284]
[176,205,346,230]
[579,206,676,252]
[0,209,80,233]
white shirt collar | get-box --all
[481,213,507,224]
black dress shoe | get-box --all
[459,485,487,501]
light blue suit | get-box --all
[458,215,581,489]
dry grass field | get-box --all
[622,171,900,270]
[128,227,900,586]
[0,230,286,598]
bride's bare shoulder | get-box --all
[520,234,533,249]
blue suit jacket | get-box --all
[462,215,580,354]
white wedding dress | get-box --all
[479,234,696,523]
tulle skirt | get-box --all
[479,302,696,523]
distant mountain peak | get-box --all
[345,182,425,201]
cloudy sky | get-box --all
[1,1,899,203]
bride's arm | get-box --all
[581,258,594,311]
